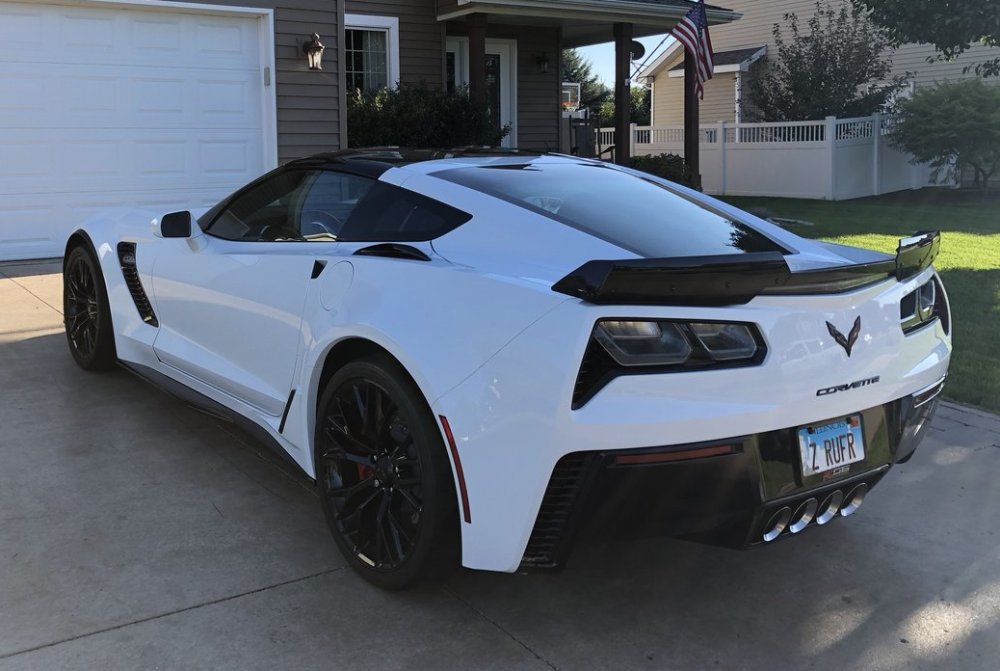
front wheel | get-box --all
[315,355,459,589]
[63,245,116,371]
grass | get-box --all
[723,190,1000,413]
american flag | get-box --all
[671,1,714,100]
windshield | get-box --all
[431,162,786,258]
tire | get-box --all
[315,354,459,589]
[63,245,117,371]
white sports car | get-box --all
[64,150,950,589]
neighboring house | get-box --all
[0,0,739,261]
[639,0,1000,125]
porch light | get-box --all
[535,52,550,74]
[303,33,325,70]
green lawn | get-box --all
[723,191,1000,413]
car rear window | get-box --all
[432,162,786,258]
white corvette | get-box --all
[63,150,950,588]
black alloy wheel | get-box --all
[316,355,458,589]
[63,246,116,370]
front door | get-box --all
[446,37,517,148]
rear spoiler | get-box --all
[551,231,940,306]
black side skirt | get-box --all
[117,361,308,478]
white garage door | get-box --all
[0,2,273,261]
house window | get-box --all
[344,14,399,93]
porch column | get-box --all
[613,22,632,166]
[468,14,487,105]
[683,48,701,189]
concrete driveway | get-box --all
[2,260,999,671]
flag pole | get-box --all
[683,46,700,190]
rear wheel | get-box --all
[63,245,116,371]
[315,354,459,589]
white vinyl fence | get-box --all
[597,114,940,200]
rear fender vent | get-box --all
[117,242,158,327]
[572,338,617,409]
[520,453,593,569]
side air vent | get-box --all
[520,453,591,569]
[116,242,158,327]
[353,243,431,262]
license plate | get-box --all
[797,415,865,477]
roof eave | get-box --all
[439,1,741,28]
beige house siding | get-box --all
[710,0,1000,85]
[651,57,735,125]
[647,0,1000,122]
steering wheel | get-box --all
[259,223,305,242]
[300,210,344,237]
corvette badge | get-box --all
[827,316,862,357]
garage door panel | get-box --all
[0,187,234,260]
[0,7,260,69]
[0,2,269,260]
[0,5,44,49]
[0,65,260,130]
[0,130,263,196]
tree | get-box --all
[596,86,651,127]
[889,79,1000,191]
[854,0,1000,77]
[560,49,611,110]
[747,1,907,121]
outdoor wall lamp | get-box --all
[536,53,550,74]
[303,33,325,70]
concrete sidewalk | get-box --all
[2,261,998,671]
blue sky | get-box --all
[575,34,675,85]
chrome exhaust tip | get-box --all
[789,498,818,534]
[815,490,844,525]
[762,506,791,542]
[839,483,868,517]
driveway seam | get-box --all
[0,567,344,662]
[445,587,560,671]
[1,274,64,317]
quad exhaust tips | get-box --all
[761,483,868,542]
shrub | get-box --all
[347,85,509,148]
[629,153,692,186]
[889,78,1000,191]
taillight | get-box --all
[572,319,766,408]
[900,276,948,335]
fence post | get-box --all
[872,113,881,197]
[825,116,837,200]
[718,120,727,196]
[629,123,637,158]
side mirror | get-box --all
[155,211,193,238]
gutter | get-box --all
[440,0,741,26]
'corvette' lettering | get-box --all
[816,376,880,396]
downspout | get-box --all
[735,70,742,124]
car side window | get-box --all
[296,170,375,241]
[206,170,313,242]
[338,182,472,242]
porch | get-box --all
[349,1,740,176]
